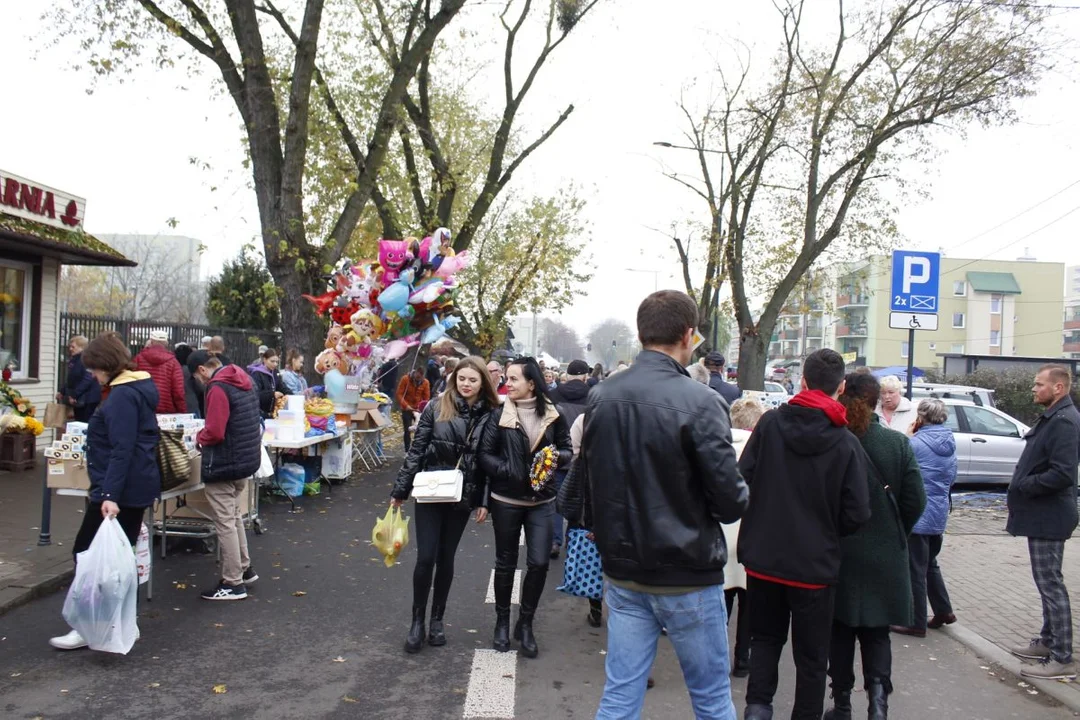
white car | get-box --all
[936,398,1028,486]
[744,382,791,410]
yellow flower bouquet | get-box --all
[529,445,558,492]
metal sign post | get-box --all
[889,250,941,399]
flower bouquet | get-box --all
[529,445,558,493]
[0,415,43,436]
[0,380,35,418]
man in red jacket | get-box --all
[135,330,187,413]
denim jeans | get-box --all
[596,582,737,720]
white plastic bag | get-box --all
[62,518,139,654]
[135,523,151,586]
[255,445,275,479]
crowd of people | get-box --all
[389,290,1080,720]
[48,332,293,650]
[45,295,1080,720]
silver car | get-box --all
[936,398,1029,486]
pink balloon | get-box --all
[434,252,470,279]
[383,334,421,361]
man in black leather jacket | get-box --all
[583,291,749,719]
[1006,365,1080,681]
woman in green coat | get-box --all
[824,373,926,720]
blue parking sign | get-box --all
[890,250,940,313]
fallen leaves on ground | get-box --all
[342,696,358,703]
[332,656,346,663]
[212,684,227,694]
[174,582,187,590]
[213,623,224,628]
[292,591,307,597]
[149,682,161,689]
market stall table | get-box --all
[261,432,342,512]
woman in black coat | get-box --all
[477,357,572,659]
[390,356,499,654]
[246,348,287,418]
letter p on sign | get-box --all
[902,256,931,293]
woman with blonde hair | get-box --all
[876,375,919,434]
[390,356,500,654]
[725,396,765,678]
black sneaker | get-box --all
[242,567,259,584]
[201,582,248,601]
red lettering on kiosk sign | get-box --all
[60,200,80,227]
[1,178,17,207]
[41,191,56,219]
[18,184,42,214]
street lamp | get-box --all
[653,140,730,350]
[626,267,660,293]
[653,141,727,156]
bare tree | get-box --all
[665,0,1048,389]
[540,318,581,362]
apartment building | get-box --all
[828,255,1063,369]
[1065,264,1080,359]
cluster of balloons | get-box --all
[302,228,469,383]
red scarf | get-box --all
[788,389,848,427]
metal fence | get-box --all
[57,313,281,390]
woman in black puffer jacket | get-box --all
[478,357,572,659]
[390,356,499,654]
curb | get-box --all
[943,622,1080,712]
[0,568,74,618]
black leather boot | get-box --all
[743,704,773,720]
[428,604,446,647]
[867,681,888,720]
[822,689,852,720]
[404,605,425,654]
[514,567,547,658]
[493,607,511,652]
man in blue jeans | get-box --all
[581,291,749,719]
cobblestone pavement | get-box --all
[941,491,1080,703]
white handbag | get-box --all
[411,468,464,503]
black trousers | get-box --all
[746,577,835,720]
[908,533,953,632]
[827,622,893,694]
[490,499,553,613]
[725,588,750,663]
[73,503,145,559]
[402,410,416,452]
[411,501,472,609]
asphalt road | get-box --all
[0,468,1073,719]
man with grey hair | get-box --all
[876,375,919,434]
[1007,365,1080,680]
[201,336,213,350]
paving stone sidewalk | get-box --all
[941,492,1080,704]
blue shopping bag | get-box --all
[557,528,603,600]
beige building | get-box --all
[830,255,1064,370]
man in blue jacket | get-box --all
[704,351,741,407]
[1007,365,1080,681]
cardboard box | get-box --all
[351,400,390,430]
[46,458,90,491]
[160,479,251,520]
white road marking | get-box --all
[484,569,522,605]
[462,649,517,719]
[519,528,525,546]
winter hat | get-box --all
[566,360,591,377]
[704,351,726,368]
[149,330,169,343]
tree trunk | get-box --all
[266,248,325,363]
[737,324,768,392]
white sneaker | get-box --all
[49,629,88,650]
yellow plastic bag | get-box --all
[372,506,410,567]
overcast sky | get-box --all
[3,1,1079,340]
